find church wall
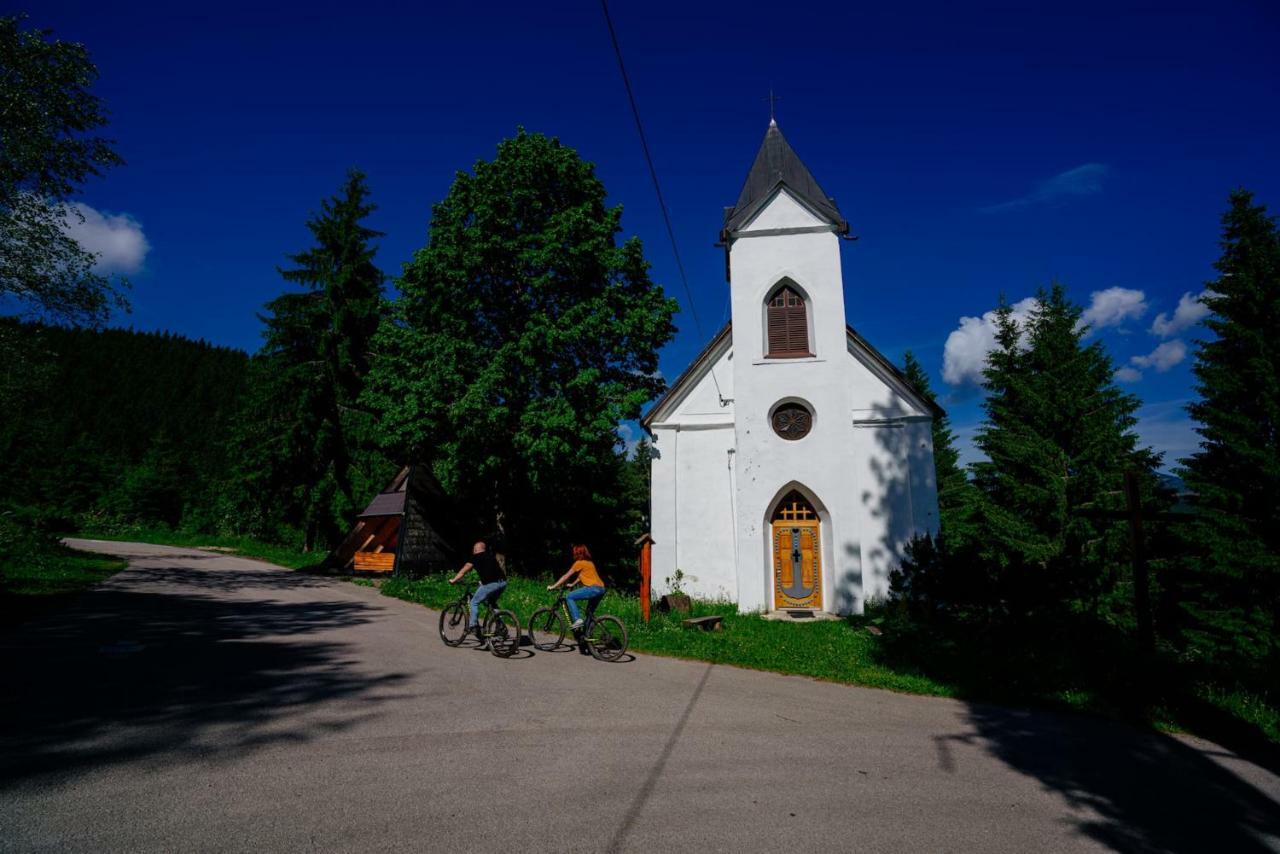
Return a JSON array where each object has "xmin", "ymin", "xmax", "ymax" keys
[{"xmin": 648, "ymin": 424, "xmax": 737, "ymax": 602}]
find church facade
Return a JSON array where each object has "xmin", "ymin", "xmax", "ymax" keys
[{"xmin": 642, "ymin": 121, "xmax": 942, "ymax": 616}]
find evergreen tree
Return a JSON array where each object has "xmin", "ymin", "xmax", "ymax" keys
[
  {"xmin": 901, "ymin": 351, "xmax": 974, "ymax": 540},
  {"xmin": 971, "ymin": 287, "xmax": 1159, "ymax": 614},
  {"xmin": 1176, "ymin": 189, "xmax": 1280, "ymax": 667},
  {"xmin": 365, "ymin": 130, "xmax": 678, "ymax": 569},
  {"xmin": 246, "ymin": 170, "xmax": 390, "ymax": 550}
]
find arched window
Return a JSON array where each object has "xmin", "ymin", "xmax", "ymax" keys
[{"xmin": 766, "ymin": 284, "xmax": 811, "ymax": 357}]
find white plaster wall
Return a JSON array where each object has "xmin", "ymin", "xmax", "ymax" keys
[
  {"xmin": 648, "ymin": 424, "xmax": 737, "ymax": 602},
  {"xmin": 648, "ymin": 344, "xmax": 737, "ymax": 602}
]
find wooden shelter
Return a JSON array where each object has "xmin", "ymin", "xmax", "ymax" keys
[{"xmin": 331, "ymin": 465, "xmax": 465, "ymax": 575}]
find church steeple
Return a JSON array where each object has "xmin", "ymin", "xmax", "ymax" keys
[{"xmin": 722, "ymin": 123, "xmax": 848, "ymax": 236}]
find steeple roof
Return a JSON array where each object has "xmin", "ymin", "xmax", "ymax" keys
[{"xmin": 722, "ymin": 121, "xmax": 848, "ymax": 234}]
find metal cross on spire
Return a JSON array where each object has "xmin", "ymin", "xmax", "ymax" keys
[{"xmin": 766, "ymin": 88, "xmax": 781, "ymax": 126}]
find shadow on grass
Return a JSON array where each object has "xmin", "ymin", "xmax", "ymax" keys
[
  {"xmin": 877, "ymin": 616, "xmax": 1280, "ymax": 852},
  {"xmin": 0, "ymin": 562, "xmax": 408, "ymax": 791}
]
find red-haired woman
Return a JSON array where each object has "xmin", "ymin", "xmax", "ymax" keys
[{"xmin": 548, "ymin": 544, "xmax": 605, "ymax": 630}]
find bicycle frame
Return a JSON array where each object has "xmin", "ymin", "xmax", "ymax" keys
[{"xmin": 550, "ymin": 590, "xmax": 601, "ymax": 632}]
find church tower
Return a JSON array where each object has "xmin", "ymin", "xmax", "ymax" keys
[{"xmin": 721, "ymin": 120, "xmax": 864, "ymax": 613}]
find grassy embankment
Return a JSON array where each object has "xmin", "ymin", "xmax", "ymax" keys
[{"xmin": 0, "ymin": 519, "xmax": 127, "ymax": 626}]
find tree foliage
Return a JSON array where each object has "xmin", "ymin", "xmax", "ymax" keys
[
  {"xmin": 901, "ymin": 351, "xmax": 975, "ymax": 541},
  {"xmin": 0, "ymin": 15, "xmax": 126, "ymax": 324},
  {"xmin": 1173, "ymin": 190, "xmax": 1280, "ymax": 668},
  {"xmin": 972, "ymin": 285, "xmax": 1159, "ymax": 612},
  {"xmin": 0, "ymin": 319, "xmax": 247, "ymax": 528},
  {"xmin": 365, "ymin": 129, "xmax": 677, "ymax": 568},
  {"xmin": 235, "ymin": 170, "xmax": 391, "ymax": 550}
]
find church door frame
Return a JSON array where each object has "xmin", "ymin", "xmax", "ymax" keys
[{"xmin": 768, "ymin": 487, "xmax": 825, "ymax": 611}]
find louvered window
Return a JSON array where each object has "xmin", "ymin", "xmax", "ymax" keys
[{"xmin": 766, "ymin": 285, "xmax": 810, "ymax": 357}]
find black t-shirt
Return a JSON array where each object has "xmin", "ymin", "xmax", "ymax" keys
[{"xmin": 471, "ymin": 550, "xmax": 505, "ymax": 584}]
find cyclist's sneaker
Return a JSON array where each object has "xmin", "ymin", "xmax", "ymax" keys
[{"xmin": 570, "ymin": 618, "xmax": 585, "ymax": 630}]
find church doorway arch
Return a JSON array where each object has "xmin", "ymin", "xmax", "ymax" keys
[{"xmin": 770, "ymin": 489, "xmax": 822, "ymax": 610}]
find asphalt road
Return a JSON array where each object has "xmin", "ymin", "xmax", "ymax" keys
[{"xmin": 1, "ymin": 540, "xmax": 1277, "ymax": 853}]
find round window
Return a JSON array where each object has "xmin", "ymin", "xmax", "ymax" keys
[{"xmin": 771, "ymin": 402, "xmax": 813, "ymax": 441}]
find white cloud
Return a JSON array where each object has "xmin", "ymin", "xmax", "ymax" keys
[
  {"xmin": 981, "ymin": 163, "xmax": 1108, "ymax": 213},
  {"xmin": 61, "ymin": 202, "xmax": 150, "ymax": 274},
  {"xmin": 1151, "ymin": 290, "xmax": 1213, "ymax": 337},
  {"xmin": 942, "ymin": 297, "xmax": 1039, "ymax": 386},
  {"xmin": 1114, "ymin": 366, "xmax": 1143, "ymax": 383},
  {"xmin": 1131, "ymin": 339, "xmax": 1187, "ymax": 373},
  {"xmin": 1079, "ymin": 287, "xmax": 1147, "ymax": 332}
]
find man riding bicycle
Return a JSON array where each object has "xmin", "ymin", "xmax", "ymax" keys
[{"xmin": 449, "ymin": 540, "xmax": 507, "ymax": 639}]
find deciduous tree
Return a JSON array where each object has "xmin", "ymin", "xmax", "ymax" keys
[
  {"xmin": 0, "ymin": 15, "xmax": 126, "ymax": 324},
  {"xmin": 365, "ymin": 130, "xmax": 677, "ymax": 568}
]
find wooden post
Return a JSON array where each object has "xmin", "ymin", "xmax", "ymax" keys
[
  {"xmin": 1124, "ymin": 471, "xmax": 1154, "ymax": 652},
  {"xmin": 635, "ymin": 533, "xmax": 654, "ymax": 623}
]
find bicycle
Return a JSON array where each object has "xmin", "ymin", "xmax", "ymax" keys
[
  {"xmin": 438, "ymin": 586, "xmax": 521, "ymax": 658},
  {"xmin": 527, "ymin": 589, "xmax": 628, "ymax": 662}
]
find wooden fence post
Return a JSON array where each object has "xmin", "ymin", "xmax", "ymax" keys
[{"xmin": 635, "ymin": 533, "xmax": 654, "ymax": 623}]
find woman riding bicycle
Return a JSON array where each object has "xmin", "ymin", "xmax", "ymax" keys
[
  {"xmin": 449, "ymin": 540, "xmax": 507, "ymax": 639},
  {"xmin": 547, "ymin": 543, "xmax": 604, "ymax": 630}
]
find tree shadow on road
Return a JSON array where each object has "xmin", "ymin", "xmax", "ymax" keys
[
  {"xmin": 939, "ymin": 701, "xmax": 1280, "ymax": 853},
  {"xmin": 0, "ymin": 567, "xmax": 409, "ymax": 791}
]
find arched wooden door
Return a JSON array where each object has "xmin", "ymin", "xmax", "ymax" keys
[{"xmin": 771, "ymin": 491, "xmax": 821, "ymax": 610}]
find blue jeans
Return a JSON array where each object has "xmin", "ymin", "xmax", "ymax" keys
[
  {"xmin": 470, "ymin": 580, "xmax": 507, "ymax": 627},
  {"xmin": 566, "ymin": 585, "xmax": 605, "ymax": 624}
]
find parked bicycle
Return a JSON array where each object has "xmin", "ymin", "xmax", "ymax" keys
[
  {"xmin": 528, "ymin": 589, "xmax": 628, "ymax": 661},
  {"xmin": 438, "ymin": 587, "xmax": 521, "ymax": 658}
]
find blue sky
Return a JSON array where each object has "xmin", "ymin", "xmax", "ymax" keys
[{"xmin": 31, "ymin": 0, "xmax": 1280, "ymax": 470}]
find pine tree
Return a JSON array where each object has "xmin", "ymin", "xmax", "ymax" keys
[
  {"xmin": 1176, "ymin": 189, "xmax": 1280, "ymax": 667},
  {"xmin": 972, "ymin": 287, "xmax": 1158, "ymax": 614},
  {"xmin": 248, "ymin": 170, "xmax": 390, "ymax": 550},
  {"xmin": 901, "ymin": 351, "xmax": 974, "ymax": 540}
]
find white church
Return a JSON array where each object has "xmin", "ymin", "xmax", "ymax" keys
[{"xmin": 642, "ymin": 120, "xmax": 942, "ymax": 616}]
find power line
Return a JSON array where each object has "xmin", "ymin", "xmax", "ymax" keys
[{"xmin": 600, "ymin": 0, "xmax": 725, "ymax": 404}]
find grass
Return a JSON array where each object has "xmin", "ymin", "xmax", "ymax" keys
[
  {"xmin": 0, "ymin": 539, "xmax": 127, "ymax": 626},
  {"xmin": 73, "ymin": 526, "xmax": 319, "ymax": 570},
  {"xmin": 380, "ymin": 573, "xmax": 956, "ymax": 696}
]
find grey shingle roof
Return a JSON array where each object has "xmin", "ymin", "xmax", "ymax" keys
[
  {"xmin": 359, "ymin": 490, "xmax": 406, "ymax": 518},
  {"xmin": 722, "ymin": 122, "xmax": 848, "ymax": 235}
]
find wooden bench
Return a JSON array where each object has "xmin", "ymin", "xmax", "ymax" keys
[
  {"xmin": 681, "ymin": 615, "xmax": 724, "ymax": 631},
  {"xmin": 353, "ymin": 551, "xmax": 396, "ymax": 572}
]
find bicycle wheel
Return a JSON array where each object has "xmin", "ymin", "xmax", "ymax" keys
[
  {"xmin": 527, "ymin": 607, "xmax": 566, "ymax": 651},
  {"xmin": 585, "ymin": 615, "xmax": 628, "ymax": 662},
  {"xmin": 439, "ymin": 601, "xmax": 469, "ymax": 647},
  {"xmin": 485, "ymin": 609, "xmax": 521, "ymax": 658}
]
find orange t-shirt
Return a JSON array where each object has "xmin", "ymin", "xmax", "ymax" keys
[{"xmin": 572, "ymin": 559, "xmax": 604, "ymax": 588}]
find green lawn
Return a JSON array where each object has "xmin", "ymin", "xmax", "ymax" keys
[
  {"xmin": 381, "ymin": 573, "xmax": 957, "ymax": 696},
  {"xmin": 73, "ymin": 527, "xmax": 320, "ymax": 570},
  {"xmin": 0, "ymin": 541, "xmax": 127, "ymax": 626}
]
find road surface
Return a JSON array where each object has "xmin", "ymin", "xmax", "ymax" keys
[{"xmin": 1, "ymin": 540, "xmax": 1277, "ymax": 852}]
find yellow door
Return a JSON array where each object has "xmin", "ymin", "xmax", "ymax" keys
[{"xmin": 772, "ymin": 491, "xmax": 821, "ymax": 610}]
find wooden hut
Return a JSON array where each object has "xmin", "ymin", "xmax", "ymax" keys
[{"xmin": 331, "ymin": 465, "xmax": 465, "ymax": 574}]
